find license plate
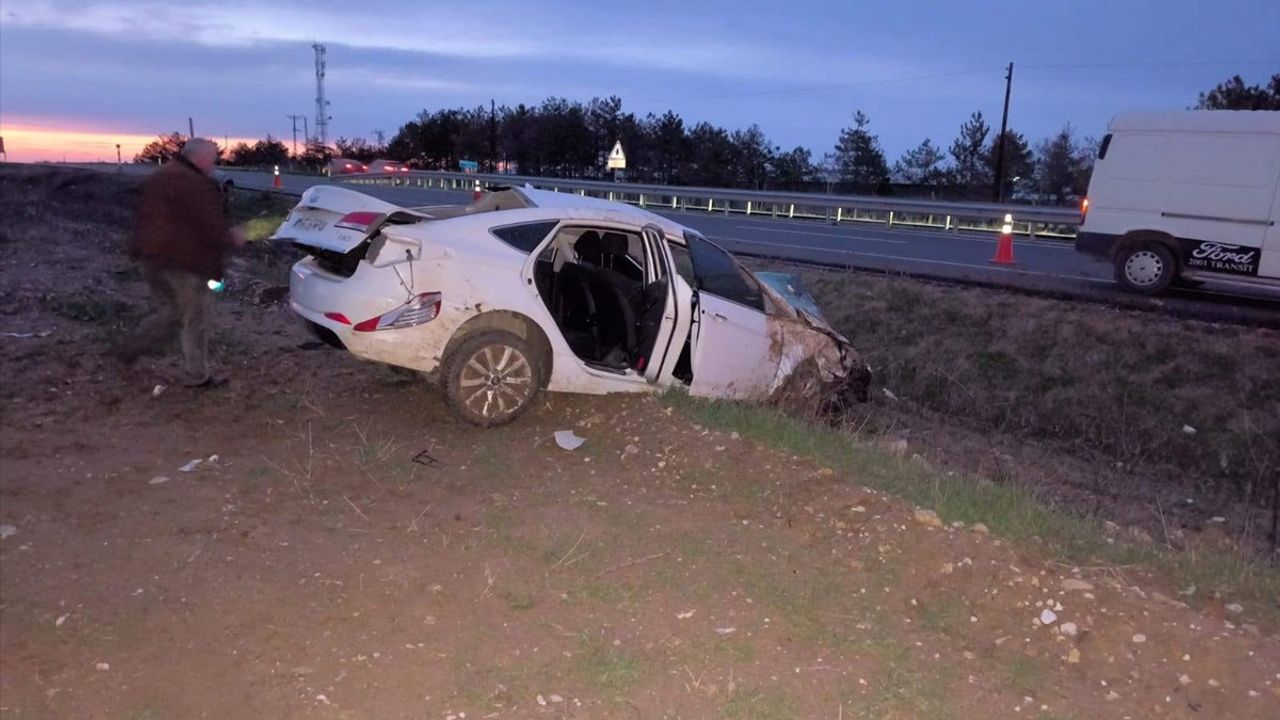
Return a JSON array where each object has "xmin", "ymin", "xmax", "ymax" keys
[{"xmin": 292, "ymin": 216, "xmax": 327, "ymax": 233}]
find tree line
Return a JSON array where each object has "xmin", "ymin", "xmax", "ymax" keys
[{"xmin": 133, "ymin": 73, "xmax": 1279, "ymax": 205}]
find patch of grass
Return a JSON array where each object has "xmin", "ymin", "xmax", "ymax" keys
[
  {"xmin": 793, "ymin": 267, "xmax": 1280, "ymax": 514},
  {"xmin": 499, "ymin": 586, "xmax": 536, "ymax": 611},
  {"xmin": 721, "ymin": 689, "xmax": 795, "ymax": 719},
  {"xmin": 43, "ymin": 293, "xmax": 136, "ymax": 325},
  {"xmin": 1001, "ymin": 654, "xmax": 1046, "ymax": 694},
  {"xmin": 916, "ymin": 596, "xmax": 966, "ymax": 637},
  {"xmin": 572, "ymin": 635, "xmax": 644, "ymax": 694},
  {"xmin": 567, "ymin": 579, "xmax": 633, "ymax": 607},
  {"xmin": 846, "ymin": 640, "xmax": 950, "ymax": 719},
  {"xmin": 242, "ymin": 215, "xmax": 287, "ymax": 243},
  {"xmin": 665, "ymin": 393, "xmax": 1280, "ymax": 627}
]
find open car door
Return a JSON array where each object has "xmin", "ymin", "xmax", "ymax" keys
[
  {"xmin": 683, "ymin": 232, "xmax": 778, "ymax": 399},
  {"xmin": 640, "ymin": 225, "xmax": 693, "ymax": 384}
]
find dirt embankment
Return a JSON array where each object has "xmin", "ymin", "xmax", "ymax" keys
[
  {"xmin": 775, "ymin": 266, "xmax": 1280, "ymax": 553},
  {"xmin": 1, "ymin": 167, "xmax": 1278, "ymax": 719}
]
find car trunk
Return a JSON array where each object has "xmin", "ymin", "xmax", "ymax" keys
[{"xmin": 270, "ymin": 186, "xmax": 426, "ymax": 277}]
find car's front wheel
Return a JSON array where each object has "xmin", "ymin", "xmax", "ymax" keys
[
  {"xmin": 1114, "ymin": 242, "xmax": 1176, "ymax": 295},
  {"xmin": 442, "ymin": 330, "xmax": 542, "ymax": 427}
]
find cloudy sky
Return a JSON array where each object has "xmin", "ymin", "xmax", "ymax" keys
[{"xmin": 2, "ymin": 0, "xmax": 1277, "ymax": 162}]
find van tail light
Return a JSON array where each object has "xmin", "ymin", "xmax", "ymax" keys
[
  {"xmin": 335, "ymin": 211, "xmax": 383, "ymax": 234},
  {"xmin": 353, "ymin": 292, "xmax": 442, "ymax": 332},
  {"xmin": 1080, "ymin": 197, "xmax": 1090, "ymax": 223}
]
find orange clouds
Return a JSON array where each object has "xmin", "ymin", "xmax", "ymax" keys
[{"xmin": 0, "ymin": 118, "xmax": 258, "ymax": 163}]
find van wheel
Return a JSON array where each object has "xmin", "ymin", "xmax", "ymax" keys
[
  {"xmin": 1114, "ymin": 242, "xmax": 1176, "ymax": 295},
  {"xmin": 443, "ymin": 331, "xmax": 542, "ymax": 427}
]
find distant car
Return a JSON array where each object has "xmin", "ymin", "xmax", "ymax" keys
[
  {"xmin": 328, "ymin": 158, "xmax": 368, "ymax": 176},
  {"xmin": 210, "ymin": 168, "xmax": 235, "ymax": 193},
  {"xmin": 368, "ymin": 159, "xmax": 410, "ymax": 175},
  {"xmin": 210, "ymin": 168, "xmax": 234, "ymax": 208},
  {"xmin": 1076, "ymin": 110, "xmax": 1280, "ymax": 294},
  {"xmin": 270, "ymin": 185, "xmax": 869, "ymax": 426}
]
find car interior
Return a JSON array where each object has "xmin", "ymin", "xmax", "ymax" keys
[{"xmin": 533, "ymin": 227, "xmax": 670, "ymax": 374}]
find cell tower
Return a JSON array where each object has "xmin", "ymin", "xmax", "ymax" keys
[{"xmin": 312, "ymin": 43, "xmax": 331, "ymax": 147}]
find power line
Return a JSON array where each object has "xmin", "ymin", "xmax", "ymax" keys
[{"xmin": 1020, "ymin": 59, "xmax": 1278, "ymax": 71}]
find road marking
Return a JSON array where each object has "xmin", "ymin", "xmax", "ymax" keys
[
  {"xmin": 710, "ymin": 236, "xmax": 1111, "ymax": 284},
  {"xmin": 733, "ymin": 225, "xmax": 907, "ymax": 244}
]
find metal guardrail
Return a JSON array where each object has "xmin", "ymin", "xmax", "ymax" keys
[{"xmin": 340, "ymin": 170, "xmax": 1084, "ymax": 239}]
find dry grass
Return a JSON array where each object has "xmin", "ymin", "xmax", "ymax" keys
[{"xmin": 775, "ymin": 266, "xmax": 1280, "ymax": 536}]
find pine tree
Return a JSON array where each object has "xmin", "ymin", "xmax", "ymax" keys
[
  {"xmin": 834, "ymin": 111, "xmax": 889, "ymax": 189},
  {"xmin": 893, "ymin": 138, "xmax": 946, "ymax": 185},
  {"xmin": 948, "ymin": 112, "xmax": 992, "ymax": 195}
]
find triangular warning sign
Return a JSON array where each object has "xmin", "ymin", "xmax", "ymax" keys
[{"xmin": 607, "ymin": 140, "xmax": 626, "ymax": 169}]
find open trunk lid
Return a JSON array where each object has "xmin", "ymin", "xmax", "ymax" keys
[{"xmin": 270, "ymin": 185, "xmax": 423, "ymax": 253}]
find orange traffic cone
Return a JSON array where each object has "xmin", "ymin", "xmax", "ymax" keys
[
  {"xmin": 273, "ymin": 165, "xmax": 282, "ymax": 189},
  {"xmin": 990, "ymin": 213, "xmax": 1015, "ymax": 265},
  {"xmin": 472, "ymin": 178, "xmax": 482, "ymax": 201}
]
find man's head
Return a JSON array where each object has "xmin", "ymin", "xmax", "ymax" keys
[{"xmin": 181, "ymin": 138, "xmax": 219, "ymax": 174}]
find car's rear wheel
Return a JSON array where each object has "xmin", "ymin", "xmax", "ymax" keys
[
  {"xmin": 1114, "ymin": 242, "xmax": 1176, "ymax": 295},
  {"xmin": 443, "ymin": 330, "xmax": 542, "ymax": 427}
]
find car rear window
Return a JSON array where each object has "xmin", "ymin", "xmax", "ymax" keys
[{"xmin": 491, "ymin": 221, "xmax": 558, "ymax": 254}]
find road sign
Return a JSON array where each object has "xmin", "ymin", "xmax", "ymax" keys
[
  {"xmin": 606, "ymin": 140, "xmax": 626, "ymax": 170},
  {"xmin": 459, "ymin": 159, "xmax": 479, "ymax": 172}
]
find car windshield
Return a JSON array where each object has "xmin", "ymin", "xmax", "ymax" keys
[{"xmin": 753, "ymin": 272, "xmax": 824, "ymax": 318}]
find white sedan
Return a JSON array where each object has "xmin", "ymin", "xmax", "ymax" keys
[{"xmin": 270, "ymin": 185, "xmax": 869, "ymax": 426}]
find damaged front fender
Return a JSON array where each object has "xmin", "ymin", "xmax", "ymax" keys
[{"xmin": 767, "ymin": 318, "xmax": 871, "ymax": 417}]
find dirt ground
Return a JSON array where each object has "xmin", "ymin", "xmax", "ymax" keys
[{"xmin": 2, "ymin": 167, "xmax": 1279, "ymax": 719}]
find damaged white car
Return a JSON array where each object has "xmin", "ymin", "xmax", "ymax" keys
[{"xmin": 270, "ymin": 185, "xmax": 869, "ymax": 426}]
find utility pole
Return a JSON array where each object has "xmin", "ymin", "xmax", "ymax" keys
[
  {"xmin": 993, "ymin": 62, "xmax": 1013, "ymax": 203},
  {"xmin": 489, "ymin": 99, "xmax": 497, "ymax": 173},
  {"xmin": 188, "ymin": 117, "xmax": 195, "ymax": 139},
  {"xmin": 284, "ymin": 113, "xmax": 305, "ymax": 157}
]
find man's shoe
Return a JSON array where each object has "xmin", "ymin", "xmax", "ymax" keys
[{"xmin": 183, "ymin": 376, "xmax": 229, "ymax": 389}]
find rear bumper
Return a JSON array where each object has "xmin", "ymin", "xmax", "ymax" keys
[
  {"xmin": 287, "ymin": 258, "xmax": 449, "ymax": 373},
  {"xmin": 1074, "ymin": 231, "xmax": 1119, "ymax": 260}
]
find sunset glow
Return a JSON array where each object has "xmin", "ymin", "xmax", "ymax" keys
[{"xmin": 0, "ymin": 118, "xmax": 258, "ymax": 163}]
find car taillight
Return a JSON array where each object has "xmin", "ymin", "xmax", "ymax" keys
[
  {"xmin": 1080, "ymin": 197, "xmax": 1090, "ymax": 223},
  {"xmin": 324, "ymin": 312, "xmax": 352, "ymax": 325},
  {"xmin": 353, "ymin": 292, "xmax": 442, "ymax": 332},
  {"xmin": 399, "ymin": 166, "xmax": 410, "ymax": 173},
  {"xmin": 335, "ymin": 211, "xmax": 383, "ymax": 234}
]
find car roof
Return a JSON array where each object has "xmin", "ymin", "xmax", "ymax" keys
[{"xmin": 508, "ymin": 186, "xmax": 689, "ymax": 237}]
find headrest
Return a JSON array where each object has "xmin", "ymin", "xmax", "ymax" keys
[
  {"xmin": 599, "ymin": 232, "xmax": 629, "ymax": 255},
  {"xmin": 575, "ymin": 231, "xmax": 603, "ymax": 256}
]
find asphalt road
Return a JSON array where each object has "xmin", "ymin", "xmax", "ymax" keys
[{"xmin": 53, "ymin": 163, "xmax": 1280, "ymax": 325}]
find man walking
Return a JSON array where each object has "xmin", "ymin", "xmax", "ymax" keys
[{"xmin": 118, "ymin": 138, "xmax": 244, "ymax": 387}]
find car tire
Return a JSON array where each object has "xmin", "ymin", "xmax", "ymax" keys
[
  {"xmin": 442, "ymin": 330, "xmax": 543, "ymax": 427},
  {"xmin": 1114, "ymin": 241, "xmax": 1176, "ymax": 295}
]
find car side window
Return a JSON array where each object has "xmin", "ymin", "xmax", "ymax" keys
[
  {"xmin": 667, "ymin": 243, "xmax": 697, "ymax": 286},
  {"xmin": 684, "ymin": 232, "xmax": 764, "ymax": 311},
  {"xmin": 491, "ymin": 221, "xmax": 558, "ymax": 254}
]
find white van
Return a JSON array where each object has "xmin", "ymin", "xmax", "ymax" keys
[{"xmin": 1075, "ymin": 110, "xmax": 1280, "ymax": 294}]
